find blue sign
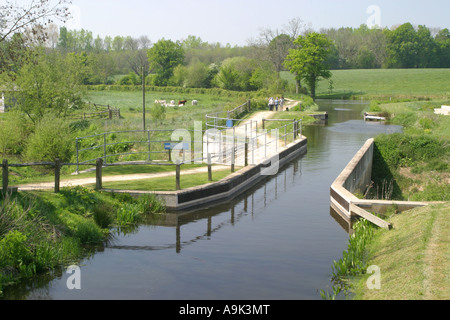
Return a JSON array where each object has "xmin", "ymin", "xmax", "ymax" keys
[
  {"xmin": 226, "ymin": 119, "xmax": 234, "ymax": 128},
  {"xmin": 164, "ymin": 142, "xmax": 190, "ymax": 150}
]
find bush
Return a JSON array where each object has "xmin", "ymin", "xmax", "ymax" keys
[
  {"xmin": 374, "ymin": 133, "xmax": 446, "ymax": 169},
  {"xmin": 0, "ymin": 110, "xmax": 29, "ymax": 155},
  {"xmin": 118, "ymin": 72, "xmax": 140, "ymax": 85},
  {"xmin": 25, "ymin": 115, "xmax": 74, "ymax": 163}
]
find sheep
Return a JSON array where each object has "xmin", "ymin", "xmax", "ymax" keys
[
  {"xmin": 192, "ymin": 100, "xmax": 198, "ymax": 106},
  {"xmin": 178, "ymin": 100, "xmax": 187, "ymax": 106}
]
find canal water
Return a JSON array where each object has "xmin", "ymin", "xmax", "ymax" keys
[{"xmin": 2, "ymin": 100, "xmax": 402, "ymax": 300}]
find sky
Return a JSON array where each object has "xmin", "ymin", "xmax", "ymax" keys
[{"xmin": 63, "ymin": 0, "xmax": 450, "ymax": 46}]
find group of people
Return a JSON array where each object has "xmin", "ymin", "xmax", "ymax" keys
[{"xmin": 268, "ymin": 97, "xmax": 284, "ymax": 111}]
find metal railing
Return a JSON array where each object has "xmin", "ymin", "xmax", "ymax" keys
[
  {"xmin": 2, "ymin": 101, "xmax": 304, "ymax": 194},
  {"xmin": 74, "ymin": 101, "xmax": 303, "ymax": 172}
]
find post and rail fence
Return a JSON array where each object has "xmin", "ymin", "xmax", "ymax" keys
[
  {"xmin": 2, "ymin": 100, "xmax": 304, "ymax": 195},
  {"xmin": 66, "ymin": 103, "xmax": 121, "ymax": 121}
]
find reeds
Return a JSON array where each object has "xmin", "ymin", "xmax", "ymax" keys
[{"xmin": 320, "ymin": 218, "xmax": 377, "ymax": 299}]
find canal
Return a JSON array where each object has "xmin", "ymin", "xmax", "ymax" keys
[{"xmin": 3, "ymin": 100, "xmax": 402, "ymax": 300}]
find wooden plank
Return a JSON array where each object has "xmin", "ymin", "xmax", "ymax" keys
[{"xmin": 350, "ymin": 203, "xmax": 392, "ymax": 230}]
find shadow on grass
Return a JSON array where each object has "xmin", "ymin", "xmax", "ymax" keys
[{"xmin": 368, "ymin": 143, "xmax": 403, "ymax": 200}]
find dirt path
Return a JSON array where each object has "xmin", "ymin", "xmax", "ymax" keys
[{"xmin": 16, "ymin": 165, "xmax": 229, "ymax": 191}]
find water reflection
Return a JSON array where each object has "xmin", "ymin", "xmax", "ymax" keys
[{"xmin": 106, "ymin": 153, "xmax": 305, "ymax": 254}]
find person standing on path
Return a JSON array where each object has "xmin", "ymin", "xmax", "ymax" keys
[
  {"xmin": 268, "ymin": 97, "xmax": 274, "ymax": 111},
  {"xmin": 275, "ymin": 97, "xmax": 279, "ymax": 111}
]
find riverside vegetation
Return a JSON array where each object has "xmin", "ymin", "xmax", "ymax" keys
[
  {"xmin": 321, "ymin": 98, "xmax": 449, "ymax": 300},
  {"xmin": 0, "ymin": 187, "xmax": 165, "ymax": 296},
  {"xmin": 0, "ymin": 88, "xmax": 318, "ymax": 296},
  {"xmin": 1, "ymin": 71, "xmax": 448, "ymax": 298}
]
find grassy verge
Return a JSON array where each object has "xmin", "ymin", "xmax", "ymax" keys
[
  {"xmin": 331, "ymin": 98, "xmax": 449, "ymax": 300},
  {"xmin": 0, "ymin": 187, "xmax": 166, "ymax": 296},
  {"xmin": 8, "ymin": 162, "xmax": 207, "ymax": 186},
  {"xmin": 101, "ymin": 166, "xmax": 239, "ymax": 191},
  {"xmin": 352, "ymin": 202, "xmax": 449, "ymax": 300}
]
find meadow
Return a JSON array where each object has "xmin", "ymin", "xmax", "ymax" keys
[{"xmin": 281, "ymin": 69, "xmax": 450, "ymax": 99}]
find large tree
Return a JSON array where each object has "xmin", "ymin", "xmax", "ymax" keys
[
  {"xmin": 147, "ymin": 39, "xmax": 184, "ymax": 86},
  {"xmin": 284, "ymin": 33, "xmax": 333, "ymax": 100}
]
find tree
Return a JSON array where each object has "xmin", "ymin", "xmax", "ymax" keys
[
  {"xmin": 268, "ymin": 34, "xmax": 293, "ymax": 73},
  {"xmin": 184, "ymin": 61, "xmax": 209, "ymax": 88},
  {"xmin": 215, "ymin": 57, "xmax": 258, "ymax": 91},
  {"xmin": 385, "ymin": 23, "xmax": 419, "ymax": 68},
  {"xmin": 284, "ymin": 33, "xmax": 333, "ymax": 100},
  {"xmin": 435, "ymin": 28, "xmax": 450, "ymax": 68},
  {"xmin": 13, "ymin": 48, "xmax": 87, "ymax": 123},
  {"xmin": 0, "ymin": 0, "xmax": 71, "ymax": 43},
  {"xmin": 147, "ymin": 39, "xmax": 184, "ymax": 86}
]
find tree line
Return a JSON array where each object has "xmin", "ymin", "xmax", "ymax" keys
[{"xmin": 1, "ymin": 1, "xmax": 449, "ymax": 112}]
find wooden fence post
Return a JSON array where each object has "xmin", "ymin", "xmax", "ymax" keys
[
  {"xmin": 207, "ymin": 153, "xmax": 212, "ymax": 181},
  {"xmin": 54, "ymin": 158, "xmax": 60, "ymax": 193},
  {"xmin": 244, "ymin": 140, "xmax": 248, "ymax": 167},
  {"xmin": 2, "ymin": 159, "xmax": 8, "ymax": 195},
  {"xmin": 96, "ymin": 158, "xmax": 103, "ymax": 190},
  {"xmin": 292, "ymin": 120, "xmax": 296, "ymax": 141},
  {"xmin": 176, "ymin": 162, "xmax": 181, "ymax": 190}
]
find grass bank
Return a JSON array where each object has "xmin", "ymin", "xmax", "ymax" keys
[
  {"xmin": 323, "ymin": 97, "xmax": 449, "ymax": 300},
  {"xmin": 0, "ymin": 187, "xmax": 166, "ymax": 296},
  {"xmin": 353, "ymin": 202, "xmax": 449, "ymax": 300}
]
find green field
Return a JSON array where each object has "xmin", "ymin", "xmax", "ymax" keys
[{"xmin": 281, "ymin": 69, "xmax": 450, "ymax": 98}]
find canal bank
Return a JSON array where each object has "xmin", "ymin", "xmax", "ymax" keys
[
  {"xmin": 2, "ymin": 99, "xmax": 406, "ymax": 300},
  {"xmin": 102, "ymin": 137, "xmax": 307, "ymax": 211}
]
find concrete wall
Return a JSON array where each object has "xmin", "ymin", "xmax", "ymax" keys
[
  {"xmin": 330, "ymin": 138, "xmax": 374, "ymax": 217},
  {"xmin": 330, "ymin": 138, "xmax": 428, "ymax": 225},
  {"xmin": 106, "ymin": 137, "xmax": 308, "ymax": 211}
]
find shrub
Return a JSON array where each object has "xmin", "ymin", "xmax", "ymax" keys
[
  {"xmin": 119, "ymin": 72, "xmax": 140, "ymax": 85},
  {"xmin": 25, "ymin": 115, "xmax": 74, "ymax": 163}
]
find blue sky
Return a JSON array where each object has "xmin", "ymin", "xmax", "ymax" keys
[{"xmin": 65, "ymin": 0, "xmax": 450, "ymax": 45}]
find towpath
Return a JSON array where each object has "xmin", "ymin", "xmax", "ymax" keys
[{"xmin": 14, "ymin": 99, "xmax": 302, "ymax": 191}]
